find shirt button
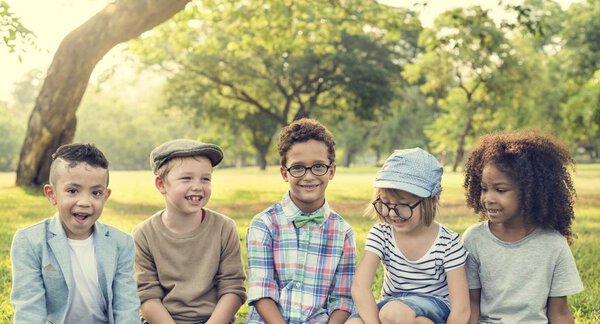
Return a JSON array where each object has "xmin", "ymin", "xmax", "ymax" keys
[{"xmin": 295, "ymin": 282, "xmax": 302, "ymax": 288}]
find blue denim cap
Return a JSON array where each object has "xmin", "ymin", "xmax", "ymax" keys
[
  {"xmin": 374, "ymin": 148, "xmax": 442, "ymax": 198},
  {"xmin": 150, "ymin": 139, "xmax": 224, "ymax": 173}
]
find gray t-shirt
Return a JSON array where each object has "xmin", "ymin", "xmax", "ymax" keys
[{"xmin": 463, "ymin": 221, "xmax": 583, "ymax": 324}]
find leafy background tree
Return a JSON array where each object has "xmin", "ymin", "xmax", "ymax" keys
[{"xmin": 2, "ymin": 0, "xmax": 598, "ymax": 177}]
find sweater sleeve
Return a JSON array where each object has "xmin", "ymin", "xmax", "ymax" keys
[
  {"xmin": 132, "ymin": 223, "xmax": 164, "ymax": 304},
  {"xmin": 215, "ymin": 218, "xmax": 247, "ymax": 303}
]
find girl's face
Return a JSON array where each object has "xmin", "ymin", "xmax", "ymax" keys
[
  {"xmin": 377, "ymin": 190, "xmax": 424, "ymax": 234},
  {"xmin": 480, "ymin": 163, "xmax": 523, "ymax": 227}
]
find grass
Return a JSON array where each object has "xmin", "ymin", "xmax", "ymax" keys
[{"xmin": 1, "ymin": 165, "xmax": 599, "ymax": 323}]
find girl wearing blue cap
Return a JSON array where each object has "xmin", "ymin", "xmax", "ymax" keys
[{"xmin": 347, "ymin": 148, "xmax": 470, "ymax": 324}]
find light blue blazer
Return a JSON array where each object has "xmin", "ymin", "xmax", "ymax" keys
[{"xmin": 10, "ymin": 214, "xmax": 140, "ymax": 324}]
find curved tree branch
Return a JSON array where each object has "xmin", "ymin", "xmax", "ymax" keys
[{"xmin": 16, "ymin": 0, "xmax": 190, "ymax": 186}]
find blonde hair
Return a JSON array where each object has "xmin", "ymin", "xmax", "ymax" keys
[
  {"xmin": 154, "ymin": 156, "xmax": 212, "ymax": 179},
  {"xmin": 368, "ymin": 188, "xmax": 439, "ymax": 226}
]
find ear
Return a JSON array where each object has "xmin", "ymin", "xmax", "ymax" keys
[
  {"xmin": 104, "ymin": 188, "xmax": 112, "ymax": 200},
  {"xmin": 155, "ymin": 176, "xmax": 167, "ymax": 194},
  {"xmin": 280, "ymin": 166, "xmax": 289, "ymax": 182},
  {"xmin": 43, "ymin": 184, "xmax": 57, "ymax": 205},
  {"xmin": 328, "ymin": 163, "xmax": 336, "ymax": 180}
]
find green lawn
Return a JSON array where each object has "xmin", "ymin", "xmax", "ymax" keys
[{"xmin": 1, "ymin": 165, "xmax": 598, "ymax": 323}]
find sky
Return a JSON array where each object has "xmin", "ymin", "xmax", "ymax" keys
[{"xmin": 0, "ymin": 0, "xmax": 580, "ymax": 102}]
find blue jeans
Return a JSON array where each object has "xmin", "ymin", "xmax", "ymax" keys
[{"xmin": 348, "ymin": 292, "xmax": 450, "ymax": 324}]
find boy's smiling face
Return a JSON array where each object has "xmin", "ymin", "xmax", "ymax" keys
[
  {"xmin": 44, "ymin": 161, "xmax": 111, "ymax": 240},
  {"xmin": 281, "ymin": 139, "xmax": 336, "ymax": 213},
  {"xmin": 156, "ymin": 156, "xmax": 213, "ymax": 218}
]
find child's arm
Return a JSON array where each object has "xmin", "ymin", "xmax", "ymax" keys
[
  {"xmin": 329, "ymin": 309, "xmax": 351, "ymax": 324},
  {"xmin": 445, "ymin": 266, "xmax": 470, "ymax": 324},
  {"xmin": 547, "ymin": 296, "xmax": 575, "ymax": 324},
  {"xmin": 140, "ymin": 299, "xmax": 176, "ymax": 324},
  {"xmin": 209, "ymin": 220, "xmax": 246, "ymax": 323},
  {"xmin": 327, "ymin": 229, "xmax": 356, "ymax": 322},
  {"xmin": 468, "ymin": 289, "xmax": 481, "ymax": 324},
  {"xmin": 133, "ymin": 230, "xmax": 175, "ymax": 323},
  {"xmin": 254, "ymin": 298, "xmax": 286, "ymax": 324},
  {"xmin": 10, "ymin": 231, "xmax": 47, "ymax": 323},
  {"xmin": 246, "ymin": 219, "xmax": 285, "ymax": 322},
  {"xmin": 351, "ymin": 251, "xmax": 381, "ymax": 324},
  {"xmin": 112, "ymin": 234, "xmax": 141, "ymax": 323},
  {"xmin": 207, "ymin": 293, "xmax": 243, "ymax": 324}
]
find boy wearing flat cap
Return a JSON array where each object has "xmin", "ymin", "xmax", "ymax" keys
[{"xmin": 133, "ymin": 139, "xmax": 246, "ymax": 324}]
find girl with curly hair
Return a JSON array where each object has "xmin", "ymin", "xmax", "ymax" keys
[{"xmin": 462, "ymin": 130, "xmax": 583, "ymax": 324}]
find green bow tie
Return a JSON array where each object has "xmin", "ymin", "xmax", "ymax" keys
[{"xmin": 293, "ymin": 210, "xmax": 325, "ymax": 228}]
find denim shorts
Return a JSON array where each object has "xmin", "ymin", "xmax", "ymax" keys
[{"xmin": 348, "ymin": 292, "xmax": 450, "ymax": 324}]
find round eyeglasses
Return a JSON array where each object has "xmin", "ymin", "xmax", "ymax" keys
[
  {"xmin": 372, "ymin": 198, "xmax": 423, "ymax": 221},
  {"xmin": 285, "ymin": 162, "xmax": 333, "ymax": 178}
]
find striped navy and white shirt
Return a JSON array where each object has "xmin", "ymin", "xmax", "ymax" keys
[{"xmin": 365, "ymin": 223, "xmax": 468, "ymax": 306}]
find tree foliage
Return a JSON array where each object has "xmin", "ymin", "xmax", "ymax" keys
[
  {"xmin": 132, "ymin": 0, "xmax": 422, "ymax": 168},
  {"xmin": 0, "ymin": 1, "xmax": 36, "ymax": 59},
  {"xmin": 404, "ymin": 6, "xmax": 514, "ymax": 170}
]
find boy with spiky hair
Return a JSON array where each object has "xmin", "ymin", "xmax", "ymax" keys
[{"xmin": 11, "ymin": 143, "xmax": 140, "ymax": 323}]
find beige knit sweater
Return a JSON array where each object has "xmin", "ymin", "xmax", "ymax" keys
[{"xmin": 133, "ymin": 209, "xmax": 246, "ymax": 323}]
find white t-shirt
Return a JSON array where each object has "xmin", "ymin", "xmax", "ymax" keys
[
  {"xmin": 65, "ymin": 235, "xmax": 109, "ymax": 324},
  {"xmin": 463, "ymin": 221, "xmax": 584, "ymax": 323},
  {"xmin": 365, "ymin": 222, "xmax": 468, "ymax": 306}
]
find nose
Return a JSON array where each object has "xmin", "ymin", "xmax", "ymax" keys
[
  {"xmin": 191, "ymin": 179, "xmax": 205, "ymax": 191},
  {"xmin": 481, "ymin": 191, "xmax": 494, "ymax": 205},
  {"xmin": 76, "ymin": 197, "xmax": 92, "ymax": 207}
]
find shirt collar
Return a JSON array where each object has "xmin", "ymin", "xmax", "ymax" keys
[{"xmin": 281, "ymin": 191, "xmax": 331, "ymax": 224}]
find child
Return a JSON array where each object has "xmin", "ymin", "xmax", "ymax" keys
[
  {"xmin": 133, "ymin": 139, "xmax": 246, "ymax": 323},
  {"xmin": 246, "ymin": 118, "xmax": 356, "ymax": 323},
  {"xmin": 462, "ymin": 131, "xmax": 583, "ymax": 323},
  {"xmin": 348, "ymin": 148, "xmax": 470, "ymax": 324},
  {"xmin": 10, "ymin": 143, "xmax": 140, "ymax": 323}
]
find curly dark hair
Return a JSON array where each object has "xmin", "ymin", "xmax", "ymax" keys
[
  {"xmin": 463, "ymin": 130, "xmax": 576, "ymax": 244},
  {"xmin": 278, "ymin": 118, "xmax": 336, "ymax": 167}
]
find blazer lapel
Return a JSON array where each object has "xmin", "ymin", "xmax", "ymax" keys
[
  {"xmin": 48, "ymin": 214, "xmax": 73, "ymax": 291},
  {"xmin": 94, "ymin": 222, "xmax": 115, "ymax": 302}
]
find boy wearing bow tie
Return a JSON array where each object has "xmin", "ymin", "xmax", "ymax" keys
[{"xmin": 246, "ymin": 118, "xmax": 356, "ymax": 323}]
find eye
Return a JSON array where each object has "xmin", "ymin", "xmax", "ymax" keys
[
  {"xmin": 92, "ymin": 191, "xmax": 104, "ymax": 197},
  {"xmin": 312, "ymin": 163, "xmax": 327, "ymax": 170},
  {"xmin": 180, "ymin": 176, "xmax": 192, "ymax": 181},
  {"xmin": 66, "ymin": 188, "xmax": 78, "ymax": 194},
  {"xmin": 290, "ymin": 165, "xmax": 305, "ymax": 171},
  {"xmin": 202, "ymin": 177, "xmax": 212, "ymax": 182}
]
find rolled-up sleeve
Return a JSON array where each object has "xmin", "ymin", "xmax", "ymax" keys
[
  {"xmin": 327, "ymin": 228, "xmax": 356, "ymax": 315},
  {"xmin": 246, "ymin": 217, "xmax": 279, "ymax": 304}
]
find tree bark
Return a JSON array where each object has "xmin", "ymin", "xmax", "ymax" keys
[{"xmin": 16, "ymin": 0, "xmax": 190, "ymax": 187}]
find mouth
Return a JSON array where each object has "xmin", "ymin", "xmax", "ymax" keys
[
  {"xmin": 486, "ymin": 208, "xmax": 501, "ymax": 217},
  {"xmin": 72, "ymin": 212, "xmax": 91, "ymax": 223},
  {"xmin": 185, "ymin": 195, "xmax": 204, "ymax": 202},
  {"xmin": 389, "ymin": 217, "xmax": 408, "ymax": 225},
  {"xmin": 300, "ymin": 184, "xmax": 319, "ymax": 190}
]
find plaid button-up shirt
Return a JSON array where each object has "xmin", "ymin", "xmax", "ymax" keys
[{"xmin": 246, "ymin": 193, "xmax": 356, "ymax": 323}]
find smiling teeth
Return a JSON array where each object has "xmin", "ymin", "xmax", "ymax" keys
[{"xmin": 186, "ymin": 196, "xmax": 203, "ymax": 201}]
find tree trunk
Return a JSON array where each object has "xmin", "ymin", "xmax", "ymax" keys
[
  {"xmin": 16, "ymin": 0, "xmax": 190, "ymax": 187},
  {"xmin": 452, "ymin": 116, "xmax": 473, "ymax": 172},
  {"xmin": 343, "ymin": 149, "xmax": 354, "ymax": 167},
  {"xmin": 256, "ymin": 149, "xmax": 268, "ymax": 171}
]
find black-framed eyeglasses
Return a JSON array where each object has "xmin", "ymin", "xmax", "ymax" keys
[
  {"xmin": 285, "ymin": 162, "xmax": 333, "ymax": 178},
  {"xmin": 372, "ymin": 198, "xmax": 423, "ymax": 221}
]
